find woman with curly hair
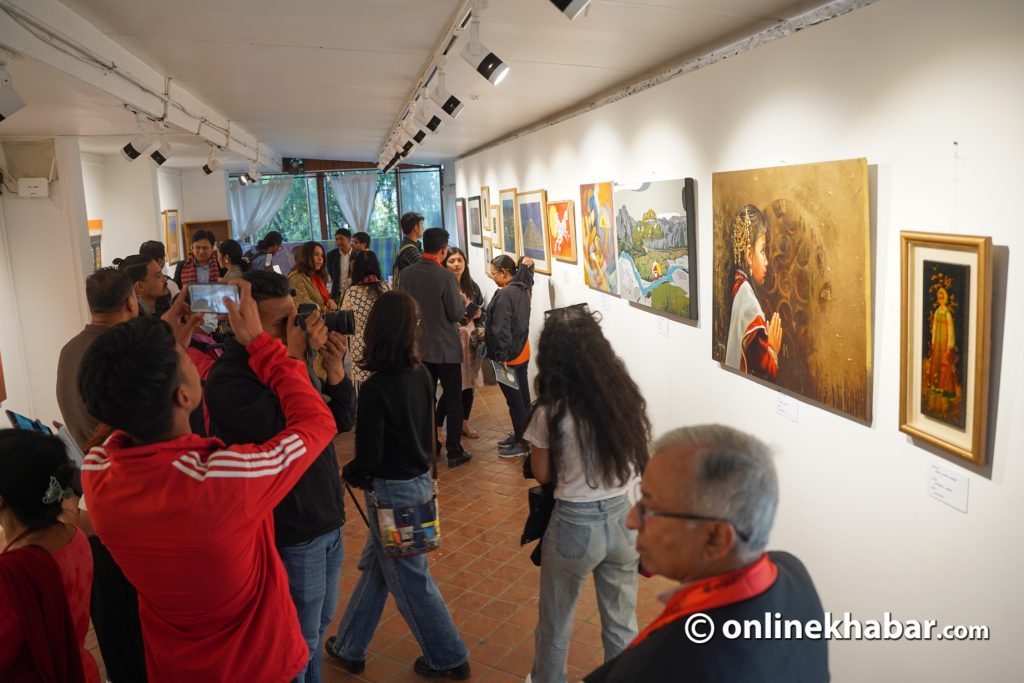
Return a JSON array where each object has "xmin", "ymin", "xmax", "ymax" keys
[
  {"xmin": 289, "ymin": 241, "xmax": 338, "ymax": 311},
  {"xmin": 525, "ymin": 304, "xmax": 650, "ymax": 683}
]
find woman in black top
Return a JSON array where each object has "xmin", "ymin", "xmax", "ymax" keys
[{"xmin": 325, "ymin": 291, "xmax": 471, "ymax": 680}]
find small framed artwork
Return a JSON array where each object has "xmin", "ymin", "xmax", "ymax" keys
[
  {"xmin": 480, "ymin": 186, "xmax": 491, "ymax": 230},
  {"xmin": 163, "ymin": 210, "xmax": 181, "ymax": 263},
  {"xmin": 547, "ymin": 199, "xmax": 577, "ymax": 264},
  {"xmin": 489, "ymin": 205, "xmax": 500, "ymax": 247},
  {"xmin": 483, "ymin": 236, "xmax": 493, "ymax": 273},
  {"xmin": 455, "ymin": 197, "xmax": 467, "ymax": 250},
  {"xmin": 499, "ymin": 187, "xmax": 519, "ymax": 256},
  {"xmin": 579, "ymin": 181, "xmax": 617, "ymax": 295},
  {"xmin": 0, "ymin": 351, "xmax": 6, "ymax": 403},
  {"xmin": 899, "ymin": 231, "xmax": 992, "ymax": 465},
  {"xmin": 516, "ymin": 189, "xmax": 552, "ymax": 274},
  {"xmin": 467, "ymin": 196, "xmax": 483, "ymax": 247}
]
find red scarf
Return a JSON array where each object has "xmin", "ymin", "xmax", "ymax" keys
[
  {"xmin": 0, "ymin": 546, "xmax": 86, "ymax": 682},
  {"xmin": 422, "ymin": 253, "xmax": 444, "ymax": 266},
  {"xmin": 180, "ymin": 257, "xmax": 220, "ymax": 288},
  {"xmin": 630, "ymin": 554, "xmax": 778, "ymax": 649},
  {"xmin": 311, "ymin": 274, "xmax": 331, "ymax": 304}
]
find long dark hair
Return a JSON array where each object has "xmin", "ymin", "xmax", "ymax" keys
[
  {"xmin": 293, "ymin": 241, "xmax": 328, "ymax": 280},
  {"xmin": 350, "ymin": 250, "xmax": 386, "ymax": 297},
  {"xmin": 218, "ymin": 239, "xmax": 250, "ymax": 272},
  {"xmin": 534, "ymin": 305, "xmax": 650, "ymax": 487},
  {"xmin": 0, "ymin": 430, "xmax": 78, "ymax": 531},
  {"xmin": 360, "ymin": 291, "xmax": 419, "ymax": 372},
  {"xmin": 444, "ymin": 247, "xmax": 477, "ymax": 300}
]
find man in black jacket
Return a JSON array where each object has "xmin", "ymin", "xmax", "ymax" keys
[
  {"xmin": 326, "ymin": 228, "xmax": 352, "ymax": 302},
  {"xmin": 204, "ymin": 270, "xmax": 356, "ymax": 683},
  {"xmin": 584, "ymin": 425, "xmax": 829, "ymax": 683},
  {"xmin": 397, "ymin": 227, "xmax": 471, "ymax": 468},
  {"xmin": 392, "ymin": 211, "xmax": 424, "ymax": 284}
]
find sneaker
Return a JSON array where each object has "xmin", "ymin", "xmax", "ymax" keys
[
  {"xmin": 324, "ymin": 636, "xmax": 365, "ymax": 674},
  {"xmin": 446, "ymin": 451, "xmax": 472, "ymax": 468},
  {"xmin": 498, "ymin": 433, "xmax": 515, "ymax": 447},
  {"xmin": 413, "ymin": 656, "xmax": 471, "ymax": 680},
  {"xmin": 498, "ymin": 442, "xmax": 529, "ymax": 458}
]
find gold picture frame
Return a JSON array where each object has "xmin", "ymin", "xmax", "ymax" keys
[
  {"xmin": 480, "ymin": 186, "xmax": 491, "ymax": 232},
  {"xmin": 515, "ymin": 188, "xmax": 552, "ymax": 274},
  {"xmin": 483, "ymin": 236, "xmax": 493, "ymax": 274},
  {"xmin": 498, "ymin": 187, "xmax": 519, "ymax": 256},
  {"xmin": 899, "ymin": 231, "xmax": 992, "ymax": 465},
  {"xmin": 163, "ymin": 210, "xmax": 181, "ymax": 263}
]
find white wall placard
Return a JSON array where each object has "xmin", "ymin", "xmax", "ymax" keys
[{"xmin": 927, "ymin": 463, "xmax": 969, "ymax": 513}]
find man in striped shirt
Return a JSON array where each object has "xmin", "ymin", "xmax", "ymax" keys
[{"xmin": 78, "ymin": 281, "xmax": 336, "ymax": 682}]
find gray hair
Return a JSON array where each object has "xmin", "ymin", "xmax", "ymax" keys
[{"xmin": 653, "ymin": 424, "xmax": 778, "ymax": 561}]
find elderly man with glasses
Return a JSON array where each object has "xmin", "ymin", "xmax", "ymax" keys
[{"xmin": 584, "ymin": 424, "xmax": 829, "ymax": 683}]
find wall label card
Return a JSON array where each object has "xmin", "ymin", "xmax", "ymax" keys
[
  {"xmin": 776, "ymin": 393, "xmax": 799, "ymax": 423},
  {"xmin": 927, "ymin": 462, "xmax": 969, "ymax": 513}
]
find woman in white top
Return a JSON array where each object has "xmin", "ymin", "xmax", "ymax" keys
[{"xmin": 524, "ymin": 304, "xmax": 651, "ymax": 683}]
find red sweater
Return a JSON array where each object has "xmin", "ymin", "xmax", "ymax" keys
[{"xmin": 81, "ymin": 333, "xmax": 335, "ymax": 683}]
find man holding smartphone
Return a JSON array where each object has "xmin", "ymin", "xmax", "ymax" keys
[{"xmin": 204, "ymin": 271, "xmax": 355, "ymax": 683}]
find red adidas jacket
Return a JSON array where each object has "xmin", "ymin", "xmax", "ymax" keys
[{"xmin": 82, "ymin": 333, "xmax": 335, "ymax": 682}]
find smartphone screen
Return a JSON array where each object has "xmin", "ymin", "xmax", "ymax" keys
[
  {"xmin": 189, "ymin": 283, "xmax": 239, "ymax": 314},
  {"xmin": 5, "ymin": 409, "xmax": 54, "ymax": 434}
]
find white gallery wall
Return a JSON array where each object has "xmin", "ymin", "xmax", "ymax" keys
[
  {"xmin": 180, "ymin": 168, "xmax": 229, "ymax": 223},
  {"xmin": 456, "ymin": 0, "xmax": 1022, "ymax": 679},
  {"xmin": 82, "ymin": 152, "xmax": 162, "ymax": 266}
]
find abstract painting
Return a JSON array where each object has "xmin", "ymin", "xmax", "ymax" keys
[
  {"xmin": 499, "ymin": 187, "xmax": 519, "ymax": 255},
  {"xmin": 455, "ymin": 197, "xmax": 467, "ymax": 251},
  {"xmin": 579, "ymin": 181, "xmax": 617, "ymax": 294},
  {"xmin": 547, "ymin": 199, "xmax": 577, "ymax": 264},
  {"xmin": 900, "ymin": 232, "xmax": 991, "ymax": 465},
  {"xmin": 164, "ymin": 210, "xmax": 180, "ymax": 263},
  {"xmin": 711, "ymin": 158, "xmax": 872, "ymax": 421},
  {"xmin": 489, "ymin": 205, "xmax": 499, "ymax": 247},
  {"xmin": 480, "ymin": 186, "xmax": 491, "ymax": 233},
  {"xmin": 468, "ymin": 195, "xmax": 482, "ymax": 247},
  {"xmin": 615, "ymin": 178, "xmax": 697, "ymax": 320},
  {"xmin": 516, "ymin": 189, "xmax": 552, "ymax": 274}
]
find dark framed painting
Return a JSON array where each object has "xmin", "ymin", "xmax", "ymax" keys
[
  {"xmin": 711, "ymin": 158, "xmax": 872, "ymax": 422},
  {"xmin": 467, "ymin": 196, "xmax": 483, "ymax": 247},
  {"xmin": 614, "ymin": 178, "xmax": 698, "ymax": 320},
  {"xmin": 900, "ymin": 231, "xmax": 992, "ymax": 465},
  {"xmin": 516, "ymin": 189, "xmax": 552, "ymax": 274},
  {"xmin": 499, "ymin": 187, "xmax": 519, "ymax": 255},
  {"xmin": 455, "ymin": 197, "xmax": 467, "ymax": 251}
]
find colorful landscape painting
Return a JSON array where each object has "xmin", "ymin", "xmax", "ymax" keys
[
  {"xmin": 615, "ymin": 178, "xmax": 696, "ymax": 319},
  {"xmin": 711, "ymin": 158, "xmax": 872, "ymax": 421},
  {"xmin": 580, "ymin": 181, "xmax": 617, "ymax": 294},
  {"xmin": 517, "ymin": 189, "xmax": 552, "ymax": 274},
  {"xmin": 920, "ymin": 260, "xmax": 969, "ymax": 429},
  {"xmin": 547, "ymin": 200, "xmax": 577, "ymax": 263}
]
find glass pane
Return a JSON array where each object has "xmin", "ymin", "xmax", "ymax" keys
[
  {"xmin": 399, "ymin": 168, "xmax": 442, "ymax": 233},
  {"xmin": 307, "ymin": 177, "xmax": 321, "ymax": 239},
  {"xmin": 256, "ymin": 175, "xmax": 314, "ymax": 243},
  {"xmin": 368, "ymin": 171, "xmax": 399, "ymax": 238}
]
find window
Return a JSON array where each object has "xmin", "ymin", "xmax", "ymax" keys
[
  {"xmin": 399, "ymin": 167, "xmax": 443, "ymax": 230},
  {"xmin": 324, "ymin": 171, "xmax": 399, "ymax": 238},
  {"xmin": 259, "ymin": 175, "xmax": 320, "ymax": 243}
]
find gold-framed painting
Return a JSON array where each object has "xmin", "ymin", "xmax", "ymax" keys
[
  {"xmin": 163, "ymin": 210, "xmax": 181, "ymax": 263},
  {"xmin": 711, "ymin": 158, "xmax": 872, "ymax": 422},
  {"xmin": 499, "ymin": 187, "xmax": 519, "ymax": 256},
  {"xmin": 480, "ymin": 186, "xmax": 491, "ymax": 231},
  {"xmin": 547, "ymin": 199, "xmax": 577, "ymax": 264},
  {"xmin": 483, "ymin": 236, "xmax": 493, "ymax": 274},
  {"xmin": 516, "ymin": 189, "xmax": 552, "ymax": 274},
  {"xmin": 899, "ymin": 231, "xmax": 992, "ymax": 465},
  {"xmin": 488, "ymin": 205, "xmax": 499, "ymax": 249}
]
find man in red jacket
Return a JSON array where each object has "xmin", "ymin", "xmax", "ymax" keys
[{"xmin": 78, "ymin": 281, "xmax": 337, "ymax": 682}]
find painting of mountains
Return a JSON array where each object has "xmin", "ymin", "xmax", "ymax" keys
[
  {"xmin": 516, "ymin": 189, "xmax": 552, "ymax": 274},
  {"xmin": 615, "ymin": 178, "xmax": 697, "ymax": 319}
]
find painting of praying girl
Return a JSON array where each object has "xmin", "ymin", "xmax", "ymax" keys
[{"xmin": 920, "ymin": 261, "xmax": 969, "ymax": 429}]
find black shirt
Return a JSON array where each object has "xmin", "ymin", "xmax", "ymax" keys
[
  {"xmin": 343, "ymin": 364, "xmax": 434, "ymax": 486},
  {"xmin": 584, "ymin": 552, "xmax": 830, "ymax": 683},
  {"xmin": 204, "ymin": 339, "xmax": 355, "ymax": 547}
]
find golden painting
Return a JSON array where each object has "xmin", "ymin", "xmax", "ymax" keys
[{"xmin": 711, "ymin": 158, "xmax": 872, "ymax": 421}]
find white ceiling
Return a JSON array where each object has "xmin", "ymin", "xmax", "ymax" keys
[{"xmin": 2, "ymin": 0, "xmax": 825, "ymax": 167}]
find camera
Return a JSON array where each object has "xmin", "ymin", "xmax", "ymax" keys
[{"xmin": 296, "ymin": 302, "xmax": 356, "ymax": 336}]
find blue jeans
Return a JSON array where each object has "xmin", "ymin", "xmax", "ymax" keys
[
  {"xmin": 278, "ymin": 527, "xmax": 345, "ymax": 683},
  {"xmin": 327, "ymin": 473, "xmax": 468, "ymax": 669},
  {"xmin": 531, "ymin": 494, "xmax": 639, "ymax": 683}
]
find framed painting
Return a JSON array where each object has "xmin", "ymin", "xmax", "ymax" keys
[
  {"xmin": 499, "ymin": 187, "xmax": 519, "ymax": 255},
  {"xmin": 579, "ymin": 181, "xmax": 617, "ymax": 294},
  {"xmin": 711, "ymin": 158, "xmax": 872, "ymax": 422},
  {"xmin": 614, "ymin": 178, "xmax": 698, "ymax": 320},
  {"xmin": 483, "ymin": 236, "xmax": 493, "ymax": 273},
  {"xmin": 455, "ymin": 197, "xmax": 467, "ymax": 250},
  {"xmin": 480, "ymin": 186, "xmax": 491, "ymax": 232},
  {"xmin": 163, "ymin": 210, "xmax": 181, "ymax": 263},
  {"xmin": 547, "ymin": 199, "xmax": 577, "ymax": 264},
  {"xmin": 467, "ymin": 196, "xmax": 483, "ymax": 247},
  {"xmin": 516, "ymin": 189, "xmax": 552, "ymax": 274},
  {"xmin": 0, "ymin": 351, "xmax": 6, "ymax": 403},
  {"xmin": 489, "ymin": 205, "xmax": 500, "ymax": 249},
  {"xmin": 899, "ymin": 232, "xmax": 991, "ymax": 465}
]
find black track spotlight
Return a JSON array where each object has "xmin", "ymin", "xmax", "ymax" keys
[{"xmin": 549, "ymin": 0, "xmax": 592, "ymax": 20}]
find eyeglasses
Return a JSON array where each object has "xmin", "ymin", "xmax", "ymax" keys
[{"xmin": 632, "ymin": 482, "xmax": 750, "ymax": 543}]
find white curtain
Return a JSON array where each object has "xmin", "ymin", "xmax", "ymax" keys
[
  {"xmin": 229, "ymin": 178, "xmax": 292, "ymax": 241},
  {"xmin": 328, "ymin": 173, "xmax": 379, "ymax": 232}
]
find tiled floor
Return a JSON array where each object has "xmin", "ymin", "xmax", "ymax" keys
[{"xmin": 88, "ymin": 384, "xmax": 675, "ymax": 682}]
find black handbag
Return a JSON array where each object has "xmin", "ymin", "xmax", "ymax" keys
[{"xmin": 521, "ymin": 483, "xmax": 555, "ymax": 567}]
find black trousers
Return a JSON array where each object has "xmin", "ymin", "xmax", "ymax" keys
[
  {"xmin": 437, "ymin": 387, "xmax": 474, "ymax": 426},
  {"xmin": 424, "ymin": 361, "xmax": 465, "ymax": 456},
  {"xmin": 498, "ymin": 361, "xmax": 532, "ymax": 441},
  {"xmin": 89, "ymin": 534, "xmax": 148, "ymax": 682}
]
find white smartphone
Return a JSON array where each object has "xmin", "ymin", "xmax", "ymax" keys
[{"xmin": 189, "ymin": 283, "xmax": 240, "ymax": 314}]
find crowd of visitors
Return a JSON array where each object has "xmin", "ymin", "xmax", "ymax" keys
[{"xmin": 0, "ymin": 210, "xmax": 827, "ymax": 683}]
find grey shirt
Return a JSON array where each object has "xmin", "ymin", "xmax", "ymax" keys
[
  {"xmin": 56, "ymin": 323, "xmax": 110, "ymax": 446},
  {"xmin": 396, "ymin": 257, "xmax": 464, "ymax": 364}
]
